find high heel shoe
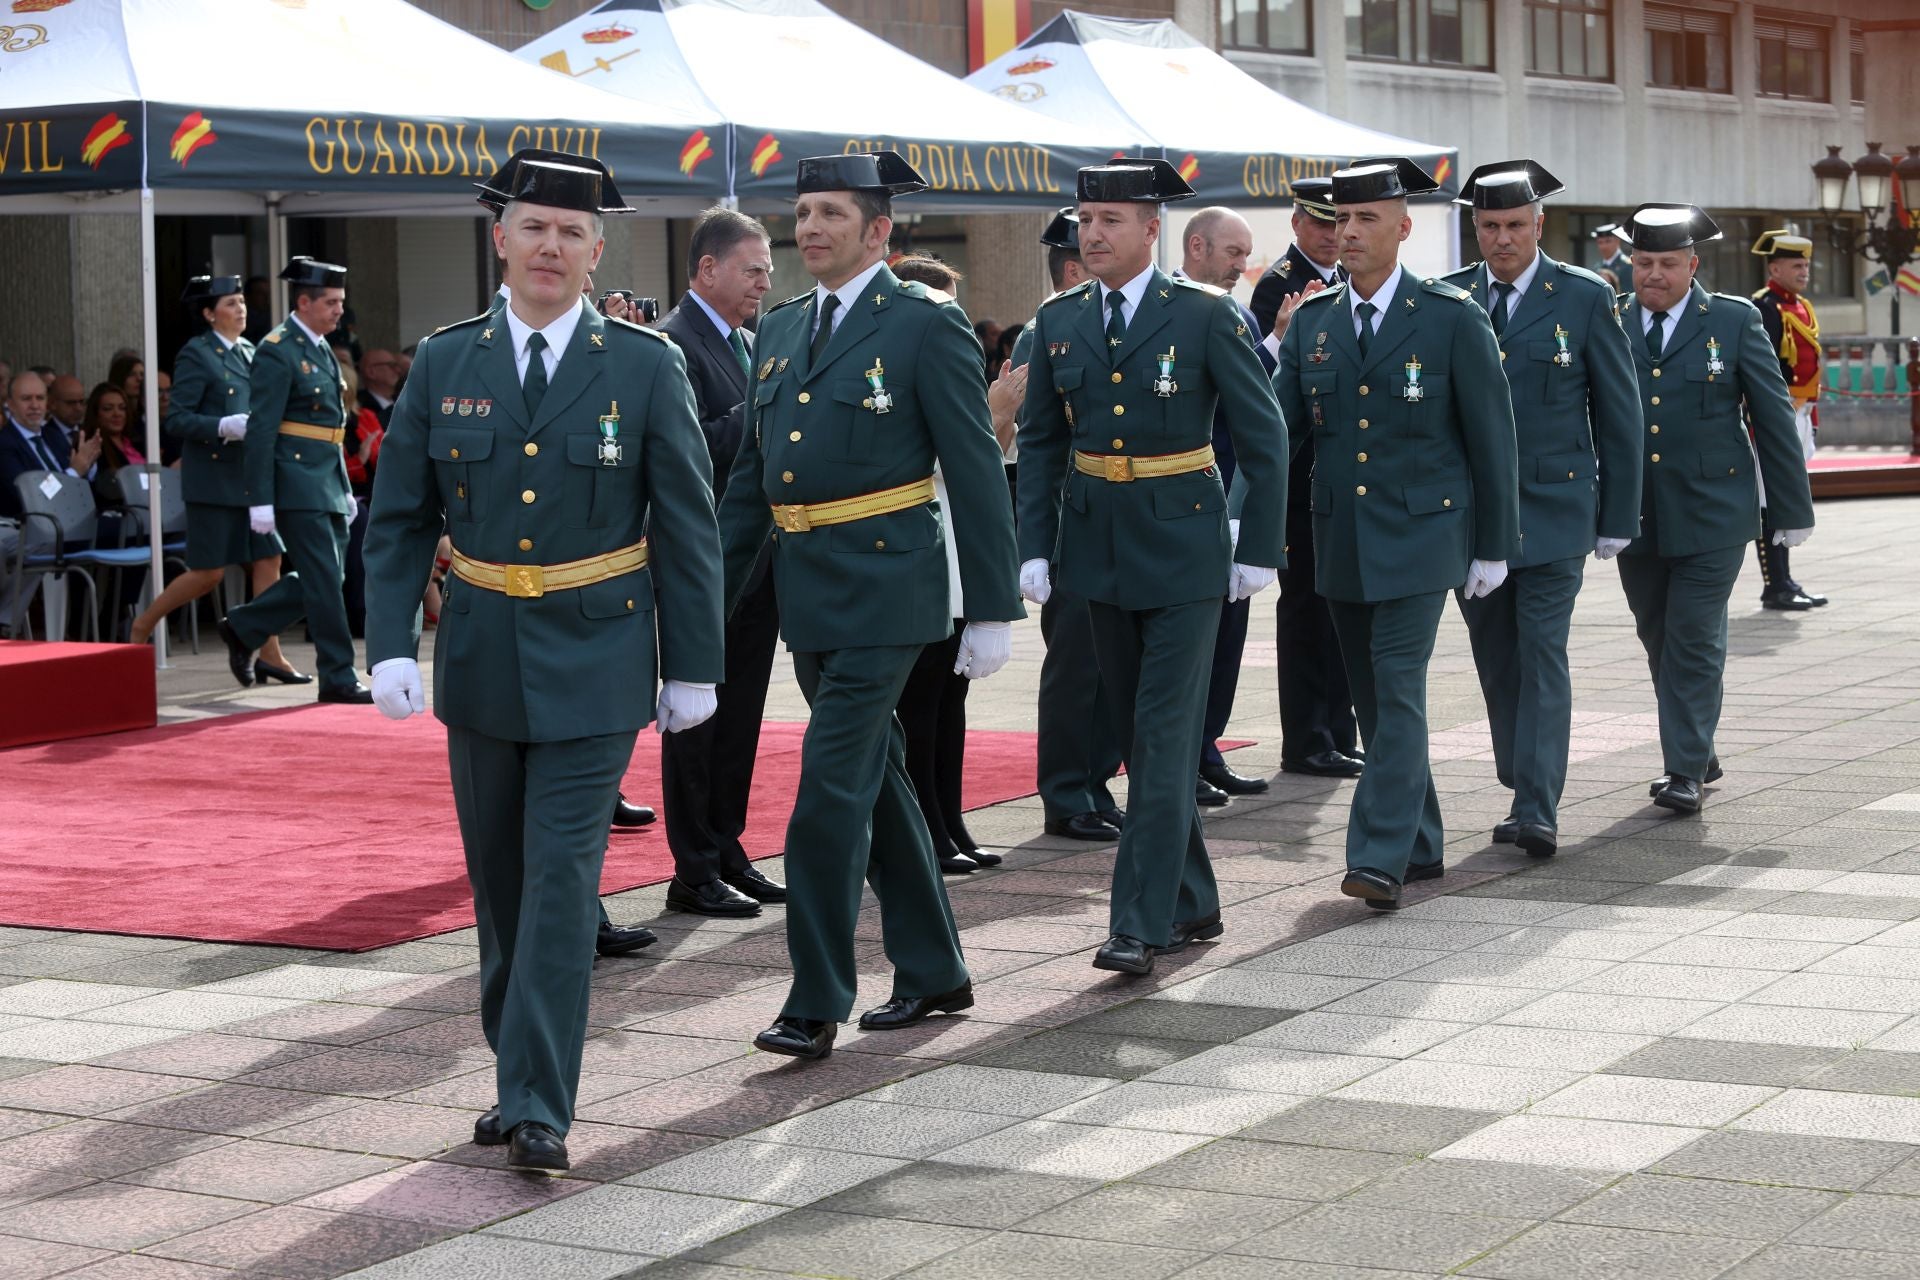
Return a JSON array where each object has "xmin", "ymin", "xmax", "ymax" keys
[{"xmin": 254, "ymin": 659, "xmax": 314, "ymax": 685}]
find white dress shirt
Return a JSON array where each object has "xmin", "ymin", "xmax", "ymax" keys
[
  {"xmin": 812, "ymin": 259, "xmax": 888, "ymax": 344},
  {"xmin": 504, "ymin": 295, "xmax": 584, "ymax": 384},
  {"xmin": 1640, "ymin": 305, "xmax": 1675, "ymax": 355},
  {"xmin": 1095, "ymin": 263, "xmax": 1156, "ymax": 331},
  {"xmin": 1483, "ymin": 253, "xmax": 1544, "ymax": 325},
  {"xmin": 688, "ymin": 289, "xmax": 735, "ymax": 342},
  {"xmin": 1349, "ymin": 262, "xmax": 1404, "ymax": 340}
]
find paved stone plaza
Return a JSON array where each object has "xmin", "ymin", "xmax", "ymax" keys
[{"xmin": 3, "ymin": 492, "xmax": 1918, "ymax": 1279}]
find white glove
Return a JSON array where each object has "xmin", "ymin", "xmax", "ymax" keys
[
  {"xmin": 1462, "ymin": 559, "xmax": 1509, "ymax": 600},
  {"xmin": 1019, "ymin": 557, "xmax": 1051, "ymax": 606},
  {"xmin": 1771, "ymin": 527, "xmax": 1812, "ymax": 548},
  {"xmin": 1593, "ymin": 537, "xmax": 1631, "ymax": 561},
  {"xmin": 345, "ymin": 494, "xmax": 359, "ymax": 523},
  {"xmin": 248, "ymin": 504, "xmax": 276, "ymax": 535},
  {"xmin": 656, "ymin": 680, "xmax": 718, "ymax": 734},
  {"xmin": 217, "ymin": 414, "xmax": 248, "ymax": 442},
  {"xmin": 1229, "ymin": 518, "xmax": 1241, "ymax": 554},
  {"xmin": 1228, "ymin": 563, "xmax": 1277, "ymax": 603},
  {"xmin": 953, "ymin": 620, "xmax": 1012, "ymax": 680},
  {"xmin": 370, "ymin": 657, "xmax": 424, "ymax": 720}
]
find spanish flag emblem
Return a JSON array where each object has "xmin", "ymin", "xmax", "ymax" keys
[
  {"xmin": 679, "ymin": 130, "xmax": 714, "ymax": 176},
  {"xmin": 81, "ymin": 114, "xmax": 132, "ymax": 170},
  {"xmin": 1176, "ymin": 154, "xmax": 1200, "ymax": 183},
  {"xmin": 748, "ymin": 132, "xmax": 782, "ymax": 178},
  {"xmin": 1432, "ymin": 155, "xmax": 1453, "ymax": 187},
  {"xmin": 169, "ymin": 112, "xmax": 217, "ymax": 167}
]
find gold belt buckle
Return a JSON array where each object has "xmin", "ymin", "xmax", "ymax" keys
[
  {"xmin": 505, "ymin": 563, "xmax": 545, "ymax": 598},
  {"xmin": 1104, "ymin": 455, "xmax": 1134, "ymax": 483},
  {"xmin": 776, "ymin": 505, "xmax": 813, "ymax": 533}
]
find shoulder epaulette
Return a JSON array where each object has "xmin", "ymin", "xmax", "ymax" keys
[
  {"xmin": 890, "ymin": 281, "xmax": 954, "ymax": 305},
  {"xmin": 1712, "ymin": 291, "xmax": 1756, "ymax": 308},
  {"xmin": 1420, "ymin": 277, "xmax": 1473, "ymax": 302},
  {"xmin": 1440, "ymin": 264, "xmax": 1481, "ymax": 290},
  {"xmin": 767, "ymin": 291, "xmax": 813, "ymax": 313},
  {"xmin": 1750, "ymin": 285, "xmax": 1773, "ymax": 301},
  {"xmin": 430, "ymin": 310, "xmax": 492, "ymax": 338},
  {"xmin": 262, "ymin": 330, "xmax": 282, "ymax": 344},
  {"xmin": 1552, "ymin": 261, "xmax": 1612, "ymax": 291},
  {"xmin": 1041, "ymin": 281, "xmax": 1096, "ymax": 308},
  {"xmin": 1174, "ymin": 277, "xmax": 1227, "ymax": 297},
  {"xmin": 1296, "ymin": 283, "xmax": 1346, "ymax": 308},
  {"xmin": 607, "ymin": 315, "xmax": 669, "ymax": 340},
  {"xmin": 1615, "ymin": 293, "xmax": 1633, "ymax": 316}
]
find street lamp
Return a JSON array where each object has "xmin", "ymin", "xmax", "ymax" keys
[{"xmin": 1813, "ymin": 141, "xmax": 1920, "ymax": 334}]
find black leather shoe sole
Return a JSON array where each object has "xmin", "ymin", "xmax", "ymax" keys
[
  {"xmin": 665, "ymin": 884, "xmax": 761, "ymax": 918},
  {"xmin": 754, "ymin": 1023, "xmax": 835, "ymax": 1059},
  {"xmin": 1044, "ymin": 815, "xmax": 1121, "ymax": 841},
  {"xmin": 506, "ymin": 1124, "xmax": 569, "ymax": 1173},
  {"xmin": 1650, "ymin": 758, "xmax": 1722, "ymax": 798},
  {"xmin": 1406, "ymin": 862, "xmax": 1445, "ymax": 883},
  {"xmin": 1515, "ymin": 823, "xmax": 1558, "ymax": 858},
  {"xmin": 858, "ymin": 985, "xmax": 975, "ymax": 1030},
  {"xmin": 1341, "ymin": 870, "xmax": 1402, "ymax": 911},
  {"xmin": 1282, "ymin": 753, "xmax": 1365, "ymax": 778},
  {"xmin": 1492, "ymin": 818, "xmax": 1519, "ymax": 844},
  {"xmin": 1163, "ymin": 916, "xmax": 1225, "ymax": 955},
  {"xmin": 595, "ymin": 926, "xmax": 657, "ymax": 957},
  {"xmin": 1653, "ymin": 784, "xmax": 1702, "ymax": 815},
  {"xmin": 1092, "ymin": 943, "xmax": 1155, "ymax": 975},
  {"xmin": 317, "ymin": 684, "xmax": 374, "ymax": 705}
]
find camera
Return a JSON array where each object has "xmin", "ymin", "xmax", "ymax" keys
[{"xmin": 598, "ymin": 291, "xmax": 661, "ymax": 325}]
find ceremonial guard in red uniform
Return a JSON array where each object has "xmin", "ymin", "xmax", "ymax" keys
[{"xmin": 1747, "ymin": 230, "xmax": 1827, "ymax": 611}]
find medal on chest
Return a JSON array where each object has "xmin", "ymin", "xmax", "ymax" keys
[
  {"xmin": 598, "ymin": 402, "xmax": 622, "ymax": 466},
  {"xmin": 1705, "ymin": 336, "xmax": 1725, "ymax": 376},
  {"xmin": 1402, "ymin": 355, "xmax": 1425, "ymax": 402},
  {"xmin": 1552, "ymin": 325, "xmax": 1573, "ymax": 368},
  {"xmin": 1153, "ymin": 347, "xmax": 1178, "ymax": 398},
  {"xmin": 1309, "ymin": 333, "xmax": 1331, "ymax": 364},
  {"xmin": 865, "ymin": 359, "xmax": 893, "ymax": 414}
]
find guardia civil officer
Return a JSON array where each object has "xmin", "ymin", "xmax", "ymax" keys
[
  {"xmin": 363, "ymin": 151, "xmax": 723, "ymax": 1171},
  {"xmin": 217, "ymin": 256, "xmax": 368, "ymax": 701},
  {"xmin": 1592, "ymin": 223, "xmax": 1634, "ymax": 293},
  {"xmin": 1442, "ymin": 161, "xmax": 1640, "ymax": 858},
  {"xmin": 1269, "ymin": 157, "xmax": 1519, "ymax": 911},
  {"xmin": 1613, "ymin": 205, "xmax": 1814, "ymax": 814},
  {"xmin": 1012, "ymin": 210, "xmax": 1126, "ymax": 845},
  {"xmin": 713, "ymin": 152, "xmax": 1022, "ymax": 1060},
  {"xmin": 1748, "ymin": 230, "xmax": 1827, "ymax": 610},
  {"xmin": 1018, "ymin": 159, "xmax": 1288, "ymax": 974}
]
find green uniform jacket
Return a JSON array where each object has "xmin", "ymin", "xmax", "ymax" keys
[
  {"xmin": 1272, "ymin": 271, "xmax": 1519, "ymax": 602},
  {"xmin": 715, "ymin": 265, "xmax": 1023, "ymax": 651},
  {"xmin": 243, "ymin": 317, "xmax": 350, "ymax": 515},
  {"xmin": 1620, "ymin": 282, "xmax": 1815, "ymax": 557},
  {"xmin": 164, "ymin": 331, "xmax": 254, "ymax": 508},
  {"xmin": 1016, "ymin": 268, "xmax": 1288, "ymax": 609},
  {"xmin": 364, "ymin": 303, "xmax": 725, "ymax": 742},
  {"xmin": 1443, "ymin": 254, "xmax": 1642, "ymax": 566}
]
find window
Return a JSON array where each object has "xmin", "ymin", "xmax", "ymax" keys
[
  {"xmin": 1220, "ymin": 0, "xmax": 1312, "ymax": 54},
  {"xmin": 1851, "ymin": 24, "xmax": 1865, "ymax": 105},
  {"xmin": 1645, "ymin": 5, "xmax": 1730, "ymax": 93},
  {"xmin": 1755, "ymin": 16, "xmax": 1830, "ymax": 102},
  {"xmin": 1346, "ymin": 0, "xmax": 1492, "ymax": 70},
  {"xmin": 1525, "ymin": 0, "xmax": 1611, "ymax": 80}
]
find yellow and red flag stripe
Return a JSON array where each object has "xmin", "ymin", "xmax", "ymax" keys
[
  {"xmin": 749, "ymin": 132, "xmax": 782, "ymax": 178},
  {"xmin": 967, "ymin": 0, "xmax": 1032, "ymax": 72},
  {"xmin": 1176, "ymin": 154, "xmax": 1200, "ymax": 183},
  {"xmin": 81, "ymin": 114, "xmax": 131, "ymax": 170},
  {"xmin": 1431, "ymin": 155, "xmax": 1453, "ymax": 187},
  {"xmin": 169, "ymin": 112, "xmax": 217, "ymax": 167},
  {"xmin": 679, "ymin": 130, "xmax": 714, "ymax": 176}
]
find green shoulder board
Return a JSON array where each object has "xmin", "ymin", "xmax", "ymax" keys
[
  {"xmin": 430, "ymin": 310, "xmax": 493, "ymax": 338},
  {"xmin": 1040, "ymin": 281, "xmax": 1096, "ymax": 309},
  {"xmin": 1173, "ymin": 276, "xmax": 1227, "ymax": 297},
  {"xmin": 1419, "ymin": 277, "xmax": 1474, "ymax": 302},
  {"xmin": 767, "ymin": 291, "xmax": 814, "ymax": 314},
  {"xmin": 1552, "ymin": 261, "xmax": 1612, "ymax": 291},
  {"xmin": 608, "ymin": 316, "xmax": 669, "ymax": 341},
  {"xmin": 1295, "ymin": 282, "xmax": 1348, "ymax": 311}
]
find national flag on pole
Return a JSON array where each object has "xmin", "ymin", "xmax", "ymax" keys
[
  {"xmin": 1863, "ymin": 267, "xmax": 1891, "ymax": 296},
  {"xmin": 1897, "ymin": 267, "xmax": 1920, "ymax": 297},
  {"xmin": 967, "ymin": 0, "xmax": 1033, "ymax": 72}
]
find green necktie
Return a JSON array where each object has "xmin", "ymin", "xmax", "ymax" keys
[
  {"xmin": 1646, "ymin": 310, "xmax": 1668, "ymax": 360},
  {"xmin": 1355, "ymin": 300, "xmax": 1376, "ymax": 358},
  {"xmin": 1104, "ymin": 290, "xmax": 1126, "ymax": 348},
  {"xmin": 727, "ymin": 327, "xmax": 751, "ymax": 377},
  {"xmin": 1491, "ymin": 281, "xmax": 1515, "ymax": 337},
  {"xmin": 810, "ymin": 293, "xmax": 840, "ymax": 368},
  {"xmin": 523, "ymin": 331, "xmax": 549, "ymax": 418}
]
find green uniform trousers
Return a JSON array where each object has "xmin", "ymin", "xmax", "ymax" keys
[
  {"xmin": 1456, "ymin": 556, "xmax": 1585, "ymax": 828},
  {"xmin": 1327, "ymin": 593, "xmax": 1448, "ymax": 882},
  {"xmin": 225, "ymin": 509, "xmax": 355, "ymax": 688},
  {"xmin": 785, "ymin": 644, "xmax": 969, "ymax": 1023},
  {"xmin": 447, "ymin": 725, "xmax": 635, "ymax": 1137},
  {"xmin": 1087, "ymin": 598, "xmax": 1221, "ymax": 947},
  {"xmin": 1036, "ymin": 585, "xmax": 1121, "ymax": 822},
  {"xmin": 1617, "ymin": 543, "xmax": 1743, "ymax": 781}
]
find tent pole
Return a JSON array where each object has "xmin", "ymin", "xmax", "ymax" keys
[
  {"xmin": 267, "ymin": 193, "xmax": 286, "ymax": 318},
  {"xmin": 140, "ymin": 187, "xmax": 169, "ymax": 669}
]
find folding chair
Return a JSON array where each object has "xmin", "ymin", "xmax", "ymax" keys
[
  {"xmin": 11, "ymin": 471, "xmax": 148, "ymax": 641},
  {"xmin": 117, "ymin": 466, "xmax": 198, "ymax": 651}
]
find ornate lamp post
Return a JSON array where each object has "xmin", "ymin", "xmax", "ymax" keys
[{"xmin": 1813, "ymin": 142, "xmax": 1920, "ymax": 334}]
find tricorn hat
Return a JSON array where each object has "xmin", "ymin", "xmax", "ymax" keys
[
  {"xmin": 1075, "ymin": 158, "xmax": 1195, "ymax": 204},
  {"xmin": 181, "ymin": 274, "xmax": 243, "ymax": 305},
  {"xmin": 1331, "ymin": 156, "xmax": 1440, "ymax": 204},
  {"xmin": 1040, "ymin": 206, "xmax": 1080, "ymax": 250},
  {"xmin": 1751, "ymin": 229, "xmax": 1813, "ymax": 260},
  {"xmin": 278, "ymin": 256, "xmax": 347, "ymax": 288},
  {"xmin": 1453, "ymin": 159, "xmax": 1564, "ymax": 210},
  {"xmin": 795, "ymin": 150, "xmax": 928, "ymax": 197},
  {"xmin": 1591, "ymin": 222, "xmax": 1625, "ymax": 241},
  {"xmin": 1291, "ymin": 176, "xmax": 1336, "ymax": 222},
  {"xmin": 475, "ymin": 149, "xmax": 634, "ymax": 216},
  {"xmin": 1618, "ymin": 204, "xmax": 1721, "ymax": 252}
]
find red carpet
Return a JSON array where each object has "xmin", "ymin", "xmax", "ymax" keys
[
  {"xmin": 0, "ymin": 707, "xmax": 1061, "ymax": 951},
  {"xmin": 0, "ymin": 641, "xmax": 155, "ymax": 748}
]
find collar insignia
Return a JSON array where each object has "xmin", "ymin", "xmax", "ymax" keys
[
  {"xmin": 481, "ymin": 328, "xmax": 494, "ymax": 341},
  {"xmin": 589, "ymin": 332, "xmax": 605, "ymax": 347}
]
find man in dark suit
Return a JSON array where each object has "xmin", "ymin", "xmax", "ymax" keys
[
  {"xmin": 654, "ymin": 208, "xmax": 787, "ymax": 918},
  {"xmin": 3, "ymin": 371, "xmax": 99, "ymax": 516},
  {"xmin": 357, "ymin": 349, "xmax": 401, "ymax": 428},
  {"xmin": 1249, "ymin": 178, "xmax": 1364, "ymax": 780}
]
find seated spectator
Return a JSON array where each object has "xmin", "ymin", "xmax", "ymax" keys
[
  {"xmin": 85, "ymin": 382, "xmax": 143, "ymax": 516},
  {"xmin": 358, "ymin": 349, "xmax": 400, "ymax": 427}
]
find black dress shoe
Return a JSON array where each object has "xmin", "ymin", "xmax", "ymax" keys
[
  {"xmin": 1092, "ymin": 933, "xmax": 1154, "ymax": 975},
  {"xmin": 1200, "ymin": 762, "xmax": 1270, "ymax": 795},
  {"xmin": 724, "ymin": 866, "xmax": 788, "ymax": 902},
  {"xmin": 859, "ymin": 981, "xmax": 974, "ymax": 1030},
  {"xmin": 317, "ymin": 682, "xmax": 375, "ymax": 704},
  {"xmin": 507, "ymin": 1121, "xmax": 568, "ymax": 1173},
  {"xmin": 1492, "ymin": 815, "xmax": 1519, "ymax": 844},
  {"xmin": 666, "ymin": 876, "xmax": 761, "ymax": 918},
  {"xmin": 1650, "ymin": 756, "xmax": 1722, "ymax": 797},
  {"xmin": 1406, "ymin": 861, "xmax": 1445, "ymax": 883},
  {"xmin": 1165, "ymin": 912, "xmax": 1225, "ymax": 953},
  {"xmin": 1044, "ymin": 812, "xmax": 1120, "ymax": 841},
  {"xmin": 473, "ymin": 1105, "xmax": 506, "ymax": 1146},
  {"xmin": 1282, "ymin": 751, "xmax": 1365, "ymax": 778},
  {"xmin": 1761, "ymin": 588, "xmax": 1818, "ymax": 611},
  {"xmin": 1653, "ymin": 775, "xmax": 1703, "ymax": 814},
  {"xmin": 965, "ymin": 848, "xmax": 1004, "ymax": 867},
  {"xmin": 1097, "ymin": 807, "xmax": 1127, "ymax": 830},
  {"xmin": 611, "ymin": 796, "xmax": 656, "ymax": 827},
  {"xmin": 754, "ymin": 1017, "xmax": 834, "ymax": 1059},
  {"xmin": 939, "ymin": 852, "xmax": 981, "ymax": 875},
  {"xmin": 1515, "ymin": 822, "xmax": 1558, "ymax": 858},
  {"xmin": 1794, "ymin": 582, "xmax": 1828, "ymax": 606},
  {"xmin": 216, "ymin": 619, "xmax": 256, "ymax": 688},
  {"xmin": 253, "ymin": 659, "xmax": 313, "ymax": 685},
  {"xmin": 1340, "ymin": 868, "xmax": 1402, "ymax": 911},
  {"xmin": 1196, "ymin": 777, "xmax": 1231, "ymax": 807},
  {"xmin": 596, "ymin": 921, "xmax": 657, "ymax": 956}
]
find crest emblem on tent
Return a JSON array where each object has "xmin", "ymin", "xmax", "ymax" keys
[
  {"xmin": 582, "ymin": 22, "xmax": 634, "ymax": 45},
  {"xmin": 169, "ymin": 113, "xmax": 218, "ymax": 167},
  {"xmin": 81, "ymin": 114, "xmax": 132, "ymax": 170},
  {"xmin": 1007, "ymin": 57, "xmax": 1054, "ymax": 76},
  {"xmin": 995, "ymin": 83, "xmax": 1045, "ymax": 104},
  {"xmin": 12, "ymin": 0, "xmax": 72, "ymax": 12},
  {"xmin": 749, "ymin": 132, "xmax": 783, "ymax": 178}
]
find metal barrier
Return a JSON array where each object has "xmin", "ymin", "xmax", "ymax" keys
[{"xmin": 1818, "ymin": 336, "xmax": 1919, "ymax": 451}]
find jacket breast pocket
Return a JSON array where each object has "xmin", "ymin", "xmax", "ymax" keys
[
  {"xmin": 1537, "ymin": 452, "xmax": 1596, "ymax": 484},
  {"xmin": 828, "ymin": 376, "xmax": 903, "ymax": 464},
  {"xmin": 1404, "ymin": 474, "xmax": 1469, "ymax": 515},
  {"xmin": 428, "ymin": 427, "xmax": 493, "ymax": 523},
  {"xmin": 1151, "ymin": 478, "xmax": 1226, "ymax": 521},
  {"xmin": 1052, "ymin": 365, "xmax": 1084, "ymax": 430},
  {"xmin": 1684, "ymin": 360, "xmax": 1736, "ymax": 409},
  {"xmin": 565, "ymin": 431, "xmax": 641, "ymax": 529}
]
